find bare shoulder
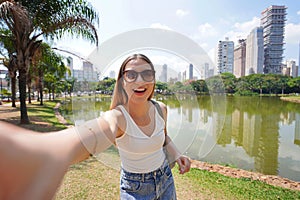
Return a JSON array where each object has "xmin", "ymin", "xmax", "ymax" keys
[
  {"xmin": 106, "ymin": 107, "xmax": 126, "ymax": 137},
  {"xmin": 103, "ymin": 108, "xmax": 125, "ymax": 124}
]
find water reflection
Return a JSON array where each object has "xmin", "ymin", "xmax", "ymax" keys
[
  {"xmin": 165, "ymin": 96, "xmax": 300, "ymax": 181},
  {"xmin": 61, "ymin": 95, "xmax": 300, "ymax": 181}
]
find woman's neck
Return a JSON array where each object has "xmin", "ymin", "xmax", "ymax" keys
[{"xmin": 127, "ymin": 100, "xmax": 150, "ymax": 118}]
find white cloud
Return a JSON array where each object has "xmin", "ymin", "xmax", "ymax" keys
[
  {"xmin": 208, "ymin": 48, "xmax": 216, "ymax": 65},
  {"xmin": 199, "ymin": 42, "xmax": 209, "ymax": 50},
  {"xmin": 197, "ymin": 23, "xmax": 218, "ymax": 37},
  {"xmin": 223, "ymin": 30, "xmax": 247, "ymax": 43},
  {"xmin": 221, "ymin": 17, "xmax": 260, "ymax": 44},
  {"xmin": 285, "ymin": 23, "xmax": 300, "ymax": 44},
  {"xmin": 176, "ymin": 9, "xmax": 189, "ymax": 17},
  {"xmin": 150, "ymin": 23, "xmax": 173, "ymax": 31},
  {"xmin": 233, "ymin": 17, "xmax": 260, "ymax": 32},
  {"xmin": 297, "ymin": 10, "xmax": 300, "ymax": 15}
]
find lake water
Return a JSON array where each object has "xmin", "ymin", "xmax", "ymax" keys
[{"xmin": 61, "ymin": 95, "xmax": 300, "ymax": 182}]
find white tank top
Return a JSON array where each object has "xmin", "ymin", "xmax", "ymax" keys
[{"xmin": 116, "ymin": 105, "xmax": 166, "ymax": 173}]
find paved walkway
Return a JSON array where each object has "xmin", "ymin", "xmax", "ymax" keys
[{"xmin": 0, "ymin": 102, "xmax": 20, "ymax": 121}]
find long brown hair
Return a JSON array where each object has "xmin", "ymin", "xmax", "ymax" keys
[{"xmin": 110, "ymin": 54, "xmax": 155, "ymax": 109}]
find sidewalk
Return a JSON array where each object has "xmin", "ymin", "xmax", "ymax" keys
[
  {"xmin": 0, "ymin": 102, "xmax": 20, "ymax": 121},
  {"xmin": 0, "ymin": 101, "xmax": 62, "ymax": 132}
]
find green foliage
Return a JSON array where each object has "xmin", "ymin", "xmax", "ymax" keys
[
  {"xmin": 234, "ymin": 90, "xmax": 259, "ymax": 96},
  {"xmin": 155, "ymin": 81, "xmax": 168, "ymax": 91},
  {"xmin": 205, "ymin": 75, "xmax": 225, "ymax": 93},
  {"xmin": 96, "ymin": 77, "xmax": 116, "ymax": 93},
  {"xmin": 0, "ymin": 0, "xmax": 99, "ymax": 123},
  {"xmin": 93, "ymin": 73, "xmax": 300, "ymax": 96},
  {"xmin": 14, "ymin": 0, "xmax": 99, "ymax": 44},
  {"xmin": 288, "ymin": 77, "xmax": 300, "ymax": 90}
]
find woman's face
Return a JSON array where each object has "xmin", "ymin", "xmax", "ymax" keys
[{"xmin": 122, "ymin": 58, "xmax": 155, "ymax": 104}]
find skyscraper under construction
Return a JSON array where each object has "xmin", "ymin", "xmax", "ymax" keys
[{"xmin": 261, "ymin": 5, "xmax": 287, "ymax": 74}]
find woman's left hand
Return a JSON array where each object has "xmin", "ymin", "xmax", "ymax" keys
[{"xmin": 176, "ymin": 156, "xmax": 191, "ymax": 174}]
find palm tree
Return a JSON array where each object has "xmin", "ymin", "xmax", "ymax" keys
[
  {"xmin": 0, "ymin": 29, "xmax": 18, "ymax": 107},
  {"xmin": 32, "ymin": 43, "xmax": 70, "ymax": 105},
  {"xmin": 0, "ymin": 0, "xmax": 99, "ymax": 123}
]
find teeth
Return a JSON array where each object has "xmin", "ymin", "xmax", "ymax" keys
[{"xmin": 134, "ymin": 88, "xmax": 146, "ymax": 92}]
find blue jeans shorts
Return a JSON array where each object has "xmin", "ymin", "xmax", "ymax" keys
[{"xmin": 120, "ymin": 159, "xmax": 176, "ymax": 200}]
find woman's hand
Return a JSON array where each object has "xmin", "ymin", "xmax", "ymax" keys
[{"xmin": 176, "ymin": 156, "xmax": 191, "ymax": 174}]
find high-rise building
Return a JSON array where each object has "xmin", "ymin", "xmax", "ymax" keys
[
  {"xmin": 182, "ymin": 70, "xmax": 186, "ymax": 81},
  {"xmin": 204, "ymin": 63, "xmax": 210, "ymax": 79},
  {"xmin": 178, "ymin": 72, "xmax": 182, "ymax": 82},
  {"xmin": 287, "ymin": 60, "xmax": 298, "ymax": 77},
  {"xmin": 159, "ymin": 64, "xmax": 168, "ymax": 82},
  {"xmin": 217, "ymin": 37, "xmax": 234, "ymax": 74},
  {"xmin": 245, "ymin": 27, "xmax": 264, "ymax": 76},
  {"xmin": 83, "ymin": 61, "xmax": 98, "ymax": 82},
  {"xmin": 234, "ymin": 39, "xmax": 246, "ymax": 78},
  {"xmin": 189, "ymin": 64, "xmax": 193, "ymax": 80},
  {"xmin": 261, "ymin": 5, "xmax": 287, "ymax": 74}
]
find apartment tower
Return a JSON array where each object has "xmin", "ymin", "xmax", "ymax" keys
[
  {"xmin": 217, "ymin": 37, "xmax": 234, "ymax": 74},
  {"xmin": 261, "ymin": 5, "xmax": 287, "ymax": 74},
  {"xmin": 234, "ymin": 39, "xmax": 246, "ymax": 78},
  {"xmin": 245, "ymin": 27, "xmax": 264, "ymax": 75}
]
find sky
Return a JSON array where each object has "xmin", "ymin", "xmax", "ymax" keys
[{"xmin": 54, "ymin": 0, "xmax": 300, "ymax": 72}]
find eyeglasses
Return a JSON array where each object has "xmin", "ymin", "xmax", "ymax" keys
[{"xmin": 123, "ymin": 70, "xmax": 155, "ymax": 82}]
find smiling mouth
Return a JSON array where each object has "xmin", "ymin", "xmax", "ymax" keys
[{"xmin": 133, "ymin": 88, "xmax": 146, "ymax": 93}]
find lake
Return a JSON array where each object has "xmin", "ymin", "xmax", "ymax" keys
[{"xmin": 61, "ymin": 95, "xmax": 300, "ymax": 182}]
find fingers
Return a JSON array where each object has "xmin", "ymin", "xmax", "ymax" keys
[{"xmin": 177, "ymin": 156, "xmax": 191, "ymax": 174}]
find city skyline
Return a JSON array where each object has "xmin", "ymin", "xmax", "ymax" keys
[{"xmin": 54, "ymin": 0, "xmax": 300, "ymax": 72}]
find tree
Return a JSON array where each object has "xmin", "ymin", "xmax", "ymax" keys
[
  {"xmin": 221, "ymin": 72, "xmax": 237, "ymax": 94},
  {"xmin": 288, "ymin": 77, "xmax": 300, "ymax": 93},
  {"xmin": 206, "ymin": 75, "xmax": 225, "ymax": 94},
  {"xmin": 0, "ymin": 29, "xmax": 18, "ymax": 107},
  {"xmin": 249, "ymin": 74, "xmax": 264, "ymax": 95},
  {"xmin": 155, "ymin": 81, "xmax": 168, "ymax": 93},
  {"xmin": 190, "ymin": 80, "xmax": 208, "ymax": 93},
  {"xmin": 275, "ymin": 74, "xmax": 290, "ymax": 95},
  {"xmin": 97, "ymin": 77, "xmax": 116, "ymax": 94},
  {"xmin": 33, "ymin": 43, "xmax": 70, "ymax": 104},
  {"xmin": 0, "ymin": 0, "xmax": 99, "ymax": 123}
]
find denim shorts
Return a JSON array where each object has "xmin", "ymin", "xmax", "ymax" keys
[{"xmin": 120, "ymin": 159, "xmax": 176, "ymax": 200}]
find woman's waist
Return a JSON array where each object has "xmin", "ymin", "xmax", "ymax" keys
[{"xmin": 120, "ymin": 158, "xmax": 169, "ymax": 181}]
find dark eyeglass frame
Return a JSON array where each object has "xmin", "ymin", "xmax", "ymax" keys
[{"xmin": 123, "ymin": 69, "xmax": 156, "ymax": 82}]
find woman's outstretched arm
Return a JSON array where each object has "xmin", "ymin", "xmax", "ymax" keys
[{"xmin": 0, "ymin": 114, "xmax": 117, "ymax": 200}]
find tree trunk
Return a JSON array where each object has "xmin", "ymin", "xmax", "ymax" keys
[
  {"xmin": 18, "ymin": 69, "xmax": 30, "ymax": 124},
  {"xmin": 28, "ymin": 84, "xmax": 31, "ymax": 104},
  {"xmin": 38, "ymin": 69, "xmax": 43, "ymax": 105},
  {"xmin": 51, "ymin": 84, "xmax": 55, "ymax": 100},
  {"xmin": 11, "ymin": 72, "xmax": 17, "ymax": 108}
]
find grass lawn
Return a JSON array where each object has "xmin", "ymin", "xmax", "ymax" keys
[{"xmin": 55, "ymin": 157, "xmax": 300, "ymax": 200}]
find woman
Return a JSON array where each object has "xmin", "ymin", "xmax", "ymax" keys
[
  {"xmin": 110, "ymin": 54, "xmax": 190, "ymax": 199},
  {"xmin": 0, "ymin": 54, "xmax": 190, "ymax": 200}
]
